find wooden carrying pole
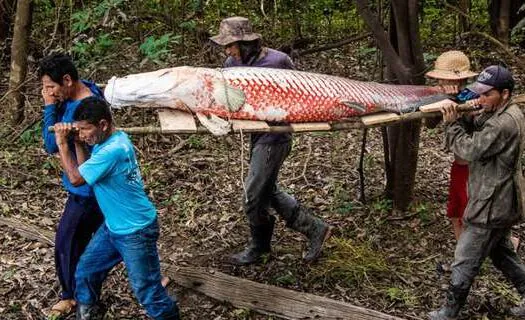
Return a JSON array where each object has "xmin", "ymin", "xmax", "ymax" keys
[
  {"xmin": 47, "ymin": 95, "xmax": 525, "ymax": 135},
  {"xmin": 46, "ymin": 104, "xmax": 471, "ymax": 134}
]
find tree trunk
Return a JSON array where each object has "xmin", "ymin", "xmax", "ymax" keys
[
  {"xmin": 356, "ymin": 0, "xmax": 425, "ymax": 210},
  {"xmin": 0, "ymin": 0, "xmax": 15, "ymax": 42},
  {"xmin": 498, "ymin": 0, "xmax": 511, "ymax": 45},
  {"xmin": 489, "ymin": 0, "xmax": 523, "ymax": 46},
  {"xmin": 458, "ymin": 0, "xmax": 470, "ymax": 33},
  {"xmin": 7, "ymin": 0, "xmax": 32, "ymax": 125}
]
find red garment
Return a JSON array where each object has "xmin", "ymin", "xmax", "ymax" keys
[{"xmin": 446, "ymin": 161, "xmax": 469, "ymax": 221}]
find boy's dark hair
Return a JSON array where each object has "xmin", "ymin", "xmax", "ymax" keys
[
  {"xmin": 74, "ymin": 97, "xmax": 113, "ymax": 126},
  {"xmin": 38, "ymin": 53, "xmax": 79, "ymax": 84}
]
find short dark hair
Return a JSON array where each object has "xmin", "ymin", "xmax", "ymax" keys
[
  {"xmin": 38, "ymin": 53, "xmax": 79, "ymax": 85},
  {"xmin": 74, "ymin": 97, "xmax": 113, "ymax": 126}
]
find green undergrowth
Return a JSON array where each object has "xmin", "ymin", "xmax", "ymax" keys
[
  {"xmin": 309, "ymin": 237, "xmax": 389, "ymax": 286},
  {"xmin": 382, "ymin": 286, "xmax": 418, "ymax": 306}
]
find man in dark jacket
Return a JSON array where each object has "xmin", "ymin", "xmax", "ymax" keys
[
  {"xmin": 210, "ymin": 16, "xmax": 332, "ymax": 265},
  {"xmin": 429, "ymin": 65, "xmax": 525, "ymax": 319}
]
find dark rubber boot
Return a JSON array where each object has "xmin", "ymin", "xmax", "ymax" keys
[
  {"xmin": 510, "ymin": 297, "xmax": 525, "ymax": 317},
  {"xmin": 76, "ymin": 304, "xmax": 104, "ymax": 320},
  {"xmin": 289, "ymin": 206, "xmax": 332, "ymax": 263},
  {"xmin": 428, "ymin": 286, "xmax": 467, "ymax": 320},
  {"xmin": 230, "ymin": 216, "xmax": 276, "ymax": 265}
]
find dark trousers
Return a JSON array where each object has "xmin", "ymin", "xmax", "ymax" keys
[
  {"xmin": 450, "ymin": 224, "xmax": 525, "ymax": 300},
  {"xmin": 55, "ymin": 193, "xmax": 103, "ymax": 300},
  {"xmin": 244, "ymin": 141, "xmax": 298, "ymax": 227}
]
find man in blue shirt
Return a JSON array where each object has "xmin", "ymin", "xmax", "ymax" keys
[
  {"xmin": 53, "ymin": 97, "xmax": 180, "ymax": 320},
  {"xmin": 39, "ymin": 53, "xmax": 104, "ymax": 318},
  {"xmin": 210, "ymin": 17, "xmax": 332, "ymax": 265}
]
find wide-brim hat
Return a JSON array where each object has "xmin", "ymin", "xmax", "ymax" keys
[
  {"xmin": 210, "ymin": 16, "xmax": 262, "ymax": 46},
  {"xmin": 426, "ymin": 50, "xmax": 478, "ymax": 80}
]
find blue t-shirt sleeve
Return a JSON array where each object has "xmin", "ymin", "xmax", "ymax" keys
[
  {"xmin": 42, "ymin": 104, "xmax": 59, "ymax": 154},
  {"xmin": 79, "ymin": 146, "xmax": 119, "ymax": 185}
]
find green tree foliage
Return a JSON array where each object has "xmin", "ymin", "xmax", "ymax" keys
[
  {"xmin": 139, "ymin": 33, "xmax": 181, "ymax": 64},
  {"xmin": 26, "ymin": 0, "xmax": 518, "ymax": 71}
]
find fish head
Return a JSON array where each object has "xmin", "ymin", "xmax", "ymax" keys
[{"xmin": 104, "ymin": 66, "xmax": 211, "ymax": 112}]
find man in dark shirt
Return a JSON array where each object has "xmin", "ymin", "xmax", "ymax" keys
[
  {"xmin": 429, "ymin": 66, "xmax": 525, "ymax": 319},
  {"xmin": 210, "ymin": 16, "xmax": 331, "ymax": 265}
]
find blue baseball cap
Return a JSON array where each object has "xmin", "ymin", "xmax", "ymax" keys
[{"xmin": 467, "ymin": 65, "xmax": 514, "ymax": 94}]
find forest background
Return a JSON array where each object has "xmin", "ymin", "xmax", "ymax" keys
[{"xmin": 1, "ymin": 0, "xmax": 525, "ymax": 319}]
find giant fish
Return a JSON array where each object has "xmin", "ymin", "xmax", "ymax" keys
[{"xmin": 104, "ymin": 66, "xmax": 448, "ymax": 135}]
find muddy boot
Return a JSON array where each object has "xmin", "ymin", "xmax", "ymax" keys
[
  {"xmin": 230, "ymin": 216, "xmax": 275, "ymax": 265},
  {"xmin": 76, "ymin": 304, "xmax": 104, "ymax": 320},
  {"xmin": 288, "ymin": 206, "xmax": 332, "ymax": 263},
  {"xmin": 428, "ymin": 287, "xmax": 467, "ymax": 320},
  {"xmin": 510, "ymin": 297, "xmax": 525, "ymax": 317}
]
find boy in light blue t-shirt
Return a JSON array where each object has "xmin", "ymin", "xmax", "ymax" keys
[{"xmin": 53, "ymin": 97, "xmax": 179, "ymax": 320}]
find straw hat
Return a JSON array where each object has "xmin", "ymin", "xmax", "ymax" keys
[
  {"xmin": 426, "ymin": 51, "xmax": 478, "ymax": 80},
  {"xmin": 210, "ymin": 17, "xmax": 262, "ymax": 46}
]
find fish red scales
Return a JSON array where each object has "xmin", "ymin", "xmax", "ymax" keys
[{"xmin": 106, "ymin": 66, "xmax": 450, "ymax": 132}]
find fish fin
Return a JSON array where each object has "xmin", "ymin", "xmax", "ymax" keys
[
  {"xmin": 212, "ymin": 80, "xmax": 245, "ymax": 112},
  {"xmin": 341, "ymin": 101, "xmax": 367, "ymax": 114},
  {"xmin": 196, "ymin": 112, "xmax": 231, "ymax": 136}
]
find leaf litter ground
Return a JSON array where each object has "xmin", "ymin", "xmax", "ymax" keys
[{"xmin": 1, "ymin": 49, "xmax": 525, "ymax": 320}]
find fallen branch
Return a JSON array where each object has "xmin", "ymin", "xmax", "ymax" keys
[
  {"xmin": 0, "ymin": 216, "xmax": 54, "ymax": 245},
  {"xmin": 163, "ymin": 264, "xmax": 405, "ymax": 320}
]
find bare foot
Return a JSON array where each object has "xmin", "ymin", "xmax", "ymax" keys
[
  {"xmin": 48, "ymin": 299, "xmax": 76, "ymax": 319},
  {"xmin": 512, "ymin": 236, "xmax": 520, "ymax": 252},
  {"xmin": 161, "ymin": 276, "xmax": 171, "ymax": 288}
]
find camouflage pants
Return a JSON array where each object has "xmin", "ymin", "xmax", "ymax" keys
[
  {"xmin": 243, "ymin": 141, "xmax": 298, "ymax": 227},
  {"xmin": 450, "ymin": 224, "xmax": 525, "ymax": 298}
]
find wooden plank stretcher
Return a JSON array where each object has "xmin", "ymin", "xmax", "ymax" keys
[
  {"xmin": 49, "ymin": 95, "xmax": 525, "ymax": 135},
  {"xmin": 149, "ymin": 95, "xmax": 524, "ymax": 134}
]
